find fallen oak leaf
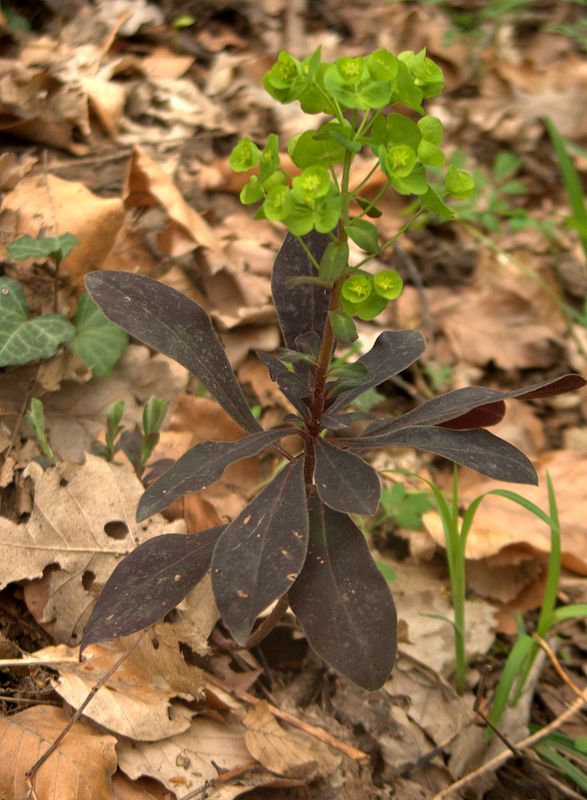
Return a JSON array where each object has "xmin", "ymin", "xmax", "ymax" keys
[
  {"xmin": 243, "ymin": 700, "xmax": 340, "ymax": 779},
  {"xmin": 0, "ymin": 705, "xmax": 117, "ymax": 800}
]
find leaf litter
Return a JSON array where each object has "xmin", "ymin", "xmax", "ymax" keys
[{"xmin": 1, "ymin": 0, "xmax": 587, "ymax": 798}]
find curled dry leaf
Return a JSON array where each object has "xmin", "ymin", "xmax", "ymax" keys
[
  {"xmin": 0, "ymin": 705, "xmax": 117, "ymax": 800},
  {"xmin": 123, "ymin": 146, "xmax": 223, "ymax": 261},
  {"xmin": 37, "ymin": 635, "xmax": 204, "ymax": 740},
  {"xmin": 243, "ymin": 700, "xmax": 341, "ymax": 779},
  {"xmin": 0, "ymin": 173, "xmax": 124, "ymax": 285}
]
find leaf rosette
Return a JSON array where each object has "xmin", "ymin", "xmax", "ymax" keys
[{"xmin": 81, "ymin": 235, "xmax": 585, "ymax": 690}]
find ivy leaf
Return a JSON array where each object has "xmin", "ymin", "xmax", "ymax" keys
[
  {"xmin": 212, "ymin": 459, "xmax": 308, "ymax": 645},
  {"xmin": 85, "ymin": 271, "xmax": 261, "ymax": 435},
  {"xmin": 314, "ymin": 438, "xmax": 380, "ymax": 515},
  {"xmin": 0, "ymin": 278, "xmax": 74, "ymax": 367},
  {"xmin": 6, "ymin": 233, "xmax": 79, "ymax": 263},
  {"xmin": 68, "ymin": 293, "xmax": 128, "ymax": 377},
  {"xmin": 80, "ymin": 527, "xmax": 223, "ymax": 652},
  {"xmin": 271, "ymin": 232, "xmax": 330, "ymax": 349},
  {"xmin": 289, "ymin": 497, "xmax": 397, "ymax": 690},
  {"xmin": 137, "ymin": 428, "xmax": 296, "ymax": 521}
]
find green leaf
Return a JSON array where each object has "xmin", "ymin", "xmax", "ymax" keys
[
  {"xmin": 0, "ymin": 276, "xmax": 28, "ymax": 317},
  {"xmin": 492, "ymin": 151, "xmax": 521, "ymax": 180},
  {"xmin": 289, "ymin": 126, "xmax": 346, "ymax": 168},
  {"xmin": 68, "ymin": 292, "xmax": 128, "ymax": 377},
  {"xmin": 418, "ymin": 115, "xmax": 443, "ymax": 146},
  {"xmin": 0, "ymin": 278, "xmax": 75, "ymax": 367},
  {"xmin": 345, "ymin": 219, "xmax": 379, "ymax": 253},
  {"xmin": 420, "ymin": 186, "xmax": 455, "ymax": 220},
  {"xmin": 445, "ymin": 165, "xmax": 476, "ymax": 199},
  {"xmin": 6, "ymin": 233, "xmax": 79, "ymax": 263},
  {"xmin": 143, "ymin": 396, "xmax": 168, "ymax": 436},
  {"xmin": 329, "ymin": 311, "xmax": 358, "ymax": 345},
  {"xmin": 319, "ymin": 241, "xmax": 349, "ymax": 282},
  {"xmin": 26, "ymin": 397, "xmax": 56, "ymax": 465}
]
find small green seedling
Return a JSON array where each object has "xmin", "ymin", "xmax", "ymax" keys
[
  {"xmin": 2, "ymin": 235, "xmax": 128, "ymax": 375},
  {"xmin": 92, "ymin": 397, "xmax": 168, "ymax": 478},
  {"xmin": 26, "ymin": 398, "xmax": 57, "ymax": 466},
  {"xmin": 92, "ymin": 400, "xmax": 125, "ymax": 462},
  {"xmin": 78, "ymin": 47, "xmax": 585, "ymax": 691}
]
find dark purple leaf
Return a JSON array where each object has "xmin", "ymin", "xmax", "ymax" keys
[
  {"xmin": 314, "ymin": 438, "xmax": 380, "ymax": 515},
  {"xmin": 212, "ymin": 459, "xmax": 308, "ymax": 645},
  {"xmin": 326, "ymin": 330, "xmax": 426, "ymax": 414},
  {"xmin": 320, "ymin": 412, "xmax": 373, "ymax": 431},
  {"xmin": 85, "ymin": 271, "xmax": 260, "ymax": 434},
  {"xmin": 345, "ymin": 427, "xmax": 538, "ymax": 484},
  {"xmin": 137, "ymin": 429, "xmax": 296, "ymax": 521},
  {"xmin": 256, "ymin": 352, "xmax": 311, "ymax": 417},
  {"xmin": 271, "ymin": 231, "xmax": 330, "ymax": 348},
  {"xmin": 295, "ymin": 331, "xmax": 322, "ymax": 358},
  {"xmin": 289, "ymin": 497, "xmax": 396, "ymax": 690},
  {"xmin": 80, "ymin": 527, "xmax": 223, "ymax": 653},
  {"xmin": 364, "ymin": 374, "xmax": 586, "ymax": 435}
]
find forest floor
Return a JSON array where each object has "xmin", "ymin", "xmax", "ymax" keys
[{"xmin": 1, "ymin": 1, "xmax": 587, "ymax": 799}]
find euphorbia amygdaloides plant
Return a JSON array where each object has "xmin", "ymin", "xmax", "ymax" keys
[
  {"xmin": 81, "ymin": 46, "xmax": 585, "ymax": 690},
  {"xmin": 81, "ymin": 238, "xmax": 584, "ymax": 690}
]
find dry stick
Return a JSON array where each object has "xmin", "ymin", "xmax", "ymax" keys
[
  {"xmin": 26, "ymin": 631, "xmax": 148, "ymax": 779},
  {"xmin": 533, "ymin": 633, "xmax": 586, "ymax": 700},
  {"xmin": 431, "ymin": 696, "xmax": 586, "ymax": 800},
  {"xmin": 203, "ymin": 670, "xmax": 368, "ymax": 762},
  {"xmin": 0, "ymin": 656, "xmax": 79, "ymax": 668},
  {"xmin": 179, "ymin": 760, "xmax": 260, "ymax": 800}
]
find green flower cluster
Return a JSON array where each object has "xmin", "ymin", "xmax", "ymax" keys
[
  {"xmin": 229, "ymin": 46, "xmax": 475, "ymax": 326},
  {"xmin": 341, "ymin": 270, "xmax": 404, "ymax": 321}
]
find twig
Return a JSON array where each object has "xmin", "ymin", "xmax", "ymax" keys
[
  {"xmin": 432, "ymin": 696, "xmax": 586, "ymax": 799},
  {"xmin": 203, "ymin": 669, "xmax": 368, "ymax": 762},
  {"xmin": 26, "ymin": 631, "xmax": 147, "ymax": 779},
  {"xmin": 533, "ymin": 634, "xmax": 586, "ymax": 701},
  {"xmin": 0, "ymin": 656, "xmax": 80, "ymax": 668},
  {"xmin": 179, "ymin": 760, "xmax": 259, "ymax": 800}
]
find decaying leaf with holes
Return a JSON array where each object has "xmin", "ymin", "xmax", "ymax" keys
[{"xmin": 0, "ymin": 455, "xmax": 184, "ymax": 644}]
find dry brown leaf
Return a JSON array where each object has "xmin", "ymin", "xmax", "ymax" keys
[
  {"xmin": 0, "ymin": 454, "xmax": 184, "ymax": 643},
  {"xmin": 423, "ymin": 450, "xmax": 587, "ymax": 575},
  {"xmin": 238, "ymin": 356, "xmax": 294, "ymax": 412},
  {"xmin": 117, "ymin": 717, "xmax": 251, "ymax": 792},
  {"xmin": 0, "ymin": 172, "xmax": 124, "ymax": 286},
  {"xmin": 37, "ymin": 634, "xmax": 205, "ymax": 740},
  {"xmin": 140, "ymin": 46, "xmax": 195, "ymax": 80},
  {"xmin": 243, "ymin": 700, "xmax": 340, "ymax": 779},
  {"xmin": 0, "ymin": 152, "xmax": 37, "ymax": 191},
  {"xmin": 429, "ymin": 285, "xmax": 564, "ymax": 370},
  {"xmin": 393, "ymin": 562, "xmax": 496, "ymax": 677},
  {"xmin": 386, "ymin": 656, "xmax": 471, "ymax": 746},
  {"xmin": 0, "ymin": 705, "xmax": 117, "ymax": 800},
  {"xmin": 111, "ymin": 772, "xmax": 169, "ymax": 800},
  {"xmin": 123, "ymin": 146, "xmax": 223, "ymax": 261}
]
